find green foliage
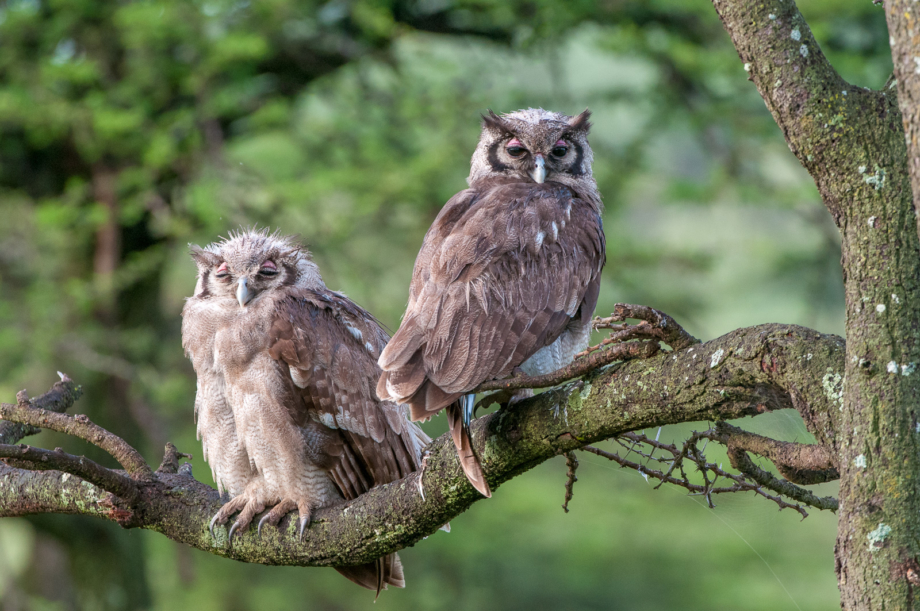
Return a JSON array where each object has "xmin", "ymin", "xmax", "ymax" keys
[{"xmin": 0, "ymin": 0, "xmax": 890, "ymax": 608}]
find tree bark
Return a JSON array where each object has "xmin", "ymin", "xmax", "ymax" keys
[{"xmin": 712, "ymin": 1, "xmax": 920, "ymax": 608}]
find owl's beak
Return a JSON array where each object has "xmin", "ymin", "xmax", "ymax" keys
[
  {"xmin": 532, "ymin": 154, "xmax": 546, "ymax": 184},
  {"xmin": 236, "ymin": 277, "xmax": 251, "ymax": 308}
]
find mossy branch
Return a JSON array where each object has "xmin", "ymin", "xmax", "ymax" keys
[{"xmin": 0, "ymin": 322, "xmax": 844, "ymax": 568}]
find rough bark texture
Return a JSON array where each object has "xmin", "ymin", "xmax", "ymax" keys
[
  {"xmin": 0, "ymin": 324, "xmax": 842, "ymax": 567},
  {"xmin": 712, "ymin": 1, "xmax": 920, "ymax": 609},
  {"xmin": 885, "ymin": 0, "xmax": 920, "ymax": 241}
]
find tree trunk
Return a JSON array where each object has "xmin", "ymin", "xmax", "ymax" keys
[{"xmin": 712, "ymin": 1, "xmax": 920, "ymax": 608}]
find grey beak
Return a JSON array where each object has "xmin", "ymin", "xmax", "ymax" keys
[
  {"xmin": 236, "ymin": 277, "xmax": 251, "ymax": 308},
  {"xmin": 532, "ymin": 154, "xmax": 546, "ymax": 184}
]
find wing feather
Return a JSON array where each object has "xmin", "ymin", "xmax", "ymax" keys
[{"xmin": 267, "ymin": 289, "xmax": 428, "ymax": 499}]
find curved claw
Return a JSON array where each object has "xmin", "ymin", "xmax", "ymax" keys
[
  {"xmin": 228, "ymin": 520, "xmax": 242, "ymax": 544},
  {"xmin": 257, "ymin": 513, "xmax": 272, "ymax": 538},
  {"xmin": 298, "ymin": 515, "xmax": 310, "ymax": 540},
  {"xmin": 208, "ymin": 513, "xmax": 222, "ymax": 539}
]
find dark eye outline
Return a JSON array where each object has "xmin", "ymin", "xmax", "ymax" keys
[
  {"xmin": 551, "ymin": 146, "xmax": 568, "ymax": 158},
  {"xmin": 258, "ymin": 267, "xmax": 278, "ymax": 277},
  {"xmin": 506, "ymin": 145, "xmax": 527, "ymax": 158},
  {"xmin": 214, "ymin": 263, "xmax": 231, "ymax": 281}
]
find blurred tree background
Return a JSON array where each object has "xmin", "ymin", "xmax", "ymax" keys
[{"xmin": 0, "ymin": 0, "xmax": 891, "ymax": 609}]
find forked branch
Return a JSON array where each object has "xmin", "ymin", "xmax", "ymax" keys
[{"xmin": 0, "ymin": 394, "xmax": 152, "ymax": 479}]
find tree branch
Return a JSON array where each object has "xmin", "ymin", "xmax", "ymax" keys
[
  {"xmin": 711, "ymin": 0, "xmax": 898, "ymax": 224},
  {"xmin": 713, "ymin": 421, "xmax": 838, "ymax": 485},
  {"xmin": 725, "ymin": 447, "xmax": 838, "ymax": 513},
  {"xmin": 0, "ymin": 400, "xmax": 152, "ymax": 480},
  {"xmin": 0, "ymin": 444, "xmax": 138, "ymax": 502},
  {"xmin": 0, "ymin": 322, "xmax": 844, "ymax": 568}
]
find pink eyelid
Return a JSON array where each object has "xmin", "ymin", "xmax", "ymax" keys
[
  {"xmin": 506, "ymin": 138, "xmax": 523, "ymax": 148},
  {"xmin": 262, "ymin": 260, "xmax": 277, "ymax": 270},
  {"xmin": 555, "ymin": 139, "xmax": 567, "ymax": 147},
  {"xmin": 216, "ymin": 262, "xmax": 228, "ymax": 274}
]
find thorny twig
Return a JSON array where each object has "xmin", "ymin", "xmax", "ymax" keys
[
  {"xmin": 475, "ymin": 303, "xmax": 697, "ymax": 395},
  {"xmin": 581, "ymin": 425, "xmax": 839, "ymax": 518},
  {"xmin": 562, "ymin": 451, "xmax": 579, "ymax": 513}
]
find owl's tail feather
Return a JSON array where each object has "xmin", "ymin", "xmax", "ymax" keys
[
  {"xmin": 447, "ymin": 400, "xmax": 492, "ymax": 498},
  {"xmin": 335, "ymin": 553, "xmax": 404, "ymax": 595}
]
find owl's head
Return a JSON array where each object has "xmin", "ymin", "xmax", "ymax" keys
[
  {"xmin": 188, "ymin": 228, "xmax": 323, "ymax": 308},
  {"xmin": 468, "ymin": 108, "xmax": 594, "ymax": 189}
]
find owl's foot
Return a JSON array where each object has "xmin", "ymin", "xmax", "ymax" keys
[
  {"xmin": 256, "ymin": 499, "xmax": 312, "ymax": 540},
  {"xmin": 208, "ymin": 494, "xmax": 266, "ymax": 544}
]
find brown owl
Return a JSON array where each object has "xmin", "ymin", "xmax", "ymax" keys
[
  {"xmin": 181, "ymin": 229, "xmax": 430, "ymax": 593},
  {"xmin": 377, "ymin": 108, "xmax": 606, "ymax": 498}
]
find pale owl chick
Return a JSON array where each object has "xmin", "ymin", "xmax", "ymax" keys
[
  {"xmin": 181, "ymin": 229, "xmax": 430, "ymax": 593},
  {"xmin": 377, "ymin": 109, "xmax": 606, "ymax": 498}
]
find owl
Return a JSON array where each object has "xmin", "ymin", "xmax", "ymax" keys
[
  {"xmin": 181, "ymin": 229, "xmax": 431, "ymax": 593},
  {"xmin": 377, "ymin": 108, "xmax": 606, "ymax": 498}
]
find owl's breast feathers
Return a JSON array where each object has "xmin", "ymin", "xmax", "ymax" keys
[
  {"xmin": 266, "ymin": 288, "xmax": 428, "ymax": 500},
  {"xmin": 378, "ymin": 178, "xmax": 606, "ymax": 420}
]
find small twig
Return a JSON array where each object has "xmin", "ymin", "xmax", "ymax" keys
[
  {"xmin": 562, "ymin": 451, "xmax": 579, "ymax": 513},
  {"xmin": 598, "ymin": 304, "xmax": 701, "ymax": 351},
  {"xmin": 581, "ymin": 425, "xmax": 837, "ymax": 517},
  {"xmin": 0, "ymin": 401, "xmax": 153, "ymax": 480},
  {"xmin": 157, "ymin": 442, "xmax": 194, "ymax": 474},
  {"xmin": 0, "ymin": 443, "xmax": 139, "ymax": 502},
  {"xmin": 474, "ymin": 340, "xmax": 658, "ymax": 393}
]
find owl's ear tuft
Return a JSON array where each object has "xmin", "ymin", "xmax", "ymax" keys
[
  {"xmin": 481, "ymin": 110, "xmax": 513, "ymax": 135},
  {"xmin": 566, "ymin": 109, "xmax": 592, "ymax": 133},
  {"xmin": 189, "ymin": 245, "xmax": 222, "ymax": 269}
]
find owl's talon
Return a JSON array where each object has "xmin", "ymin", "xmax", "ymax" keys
[
  {"xmin": 298, "ymin": 515, "xmax": 311, "ymax": 540},
  {"xmin": 228, "ymin": 520, "xmax": 242, "ymax": 544},
  {"xmin": 208, "ymin": 513, "xmax": 223, "ymax": 538},
  {"xmin": 257, "ymin": 514, "xmax": 270, "ymax": 537}
]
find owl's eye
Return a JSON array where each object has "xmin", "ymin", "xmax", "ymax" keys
[
  {"xmin": 551, "ymin": 140, "xmax": 568, "ymax": 157},
  {"xmin": 506, "ymin": 138, "xmax": 527, "ymax": 158},
  {"xmin": 259, "ymin": 260, "xmax": 278, "ymax": 276},
  {"xmin": 215, "ymin": 262, "xmax": 230, "ymax": 279}
]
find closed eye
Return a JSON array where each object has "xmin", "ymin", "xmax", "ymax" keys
[
  {"xmin": 215, "ymin": 262, "xmax": 230, "ymax": 280},
  {"xmin": 259, "ymin": 260, "xmax": 278, "ymax": 276}
]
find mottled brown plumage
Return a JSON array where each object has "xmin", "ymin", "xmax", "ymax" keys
[
  {"xmin": 182, "ymin": 229, "xmax": 430, "ymax": 593},
  {"xmin": 377, "ymin": 108, "xmax": 606, "ymax": 497}
]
